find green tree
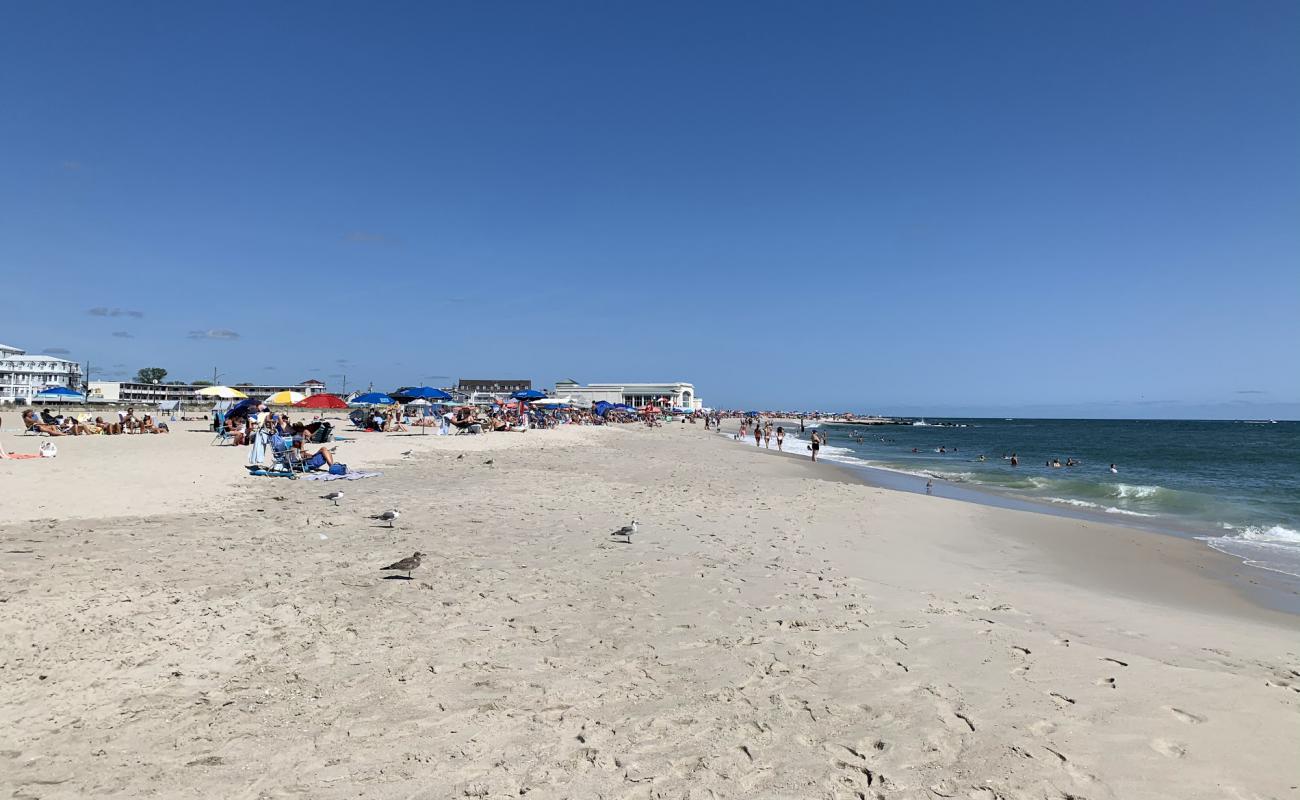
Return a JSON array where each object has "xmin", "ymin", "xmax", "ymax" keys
[
  {"xmin": 135, "ymin": 367, "xmax": 167, "ymax": 384},
  {"xmin": 191, "ymin": 380, "xmax": 214, "ymax": 387}
]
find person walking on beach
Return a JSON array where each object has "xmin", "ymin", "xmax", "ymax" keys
[
  {"xmin": 763, "ymin": 423, "xmax": 772, "ymax": 449},
  {"xmin": 754, "ymin": 422, "xmax": 763, "ymax": 447},
  {"xmin": 810, "ymin": 431, "xmax": 820, "ymax": 462},
  {"xmin": 776, "ymin": 426, "xmax": 785, "ymax": 451}
]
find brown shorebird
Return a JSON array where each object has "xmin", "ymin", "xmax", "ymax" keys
[{"xmin": 381, "ymin": 551, "xmax": 423, "ymax": 579}]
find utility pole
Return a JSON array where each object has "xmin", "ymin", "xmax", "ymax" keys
[{"xmin": 341, "ymin": 374, "xmax": 347, "ymax": 395}]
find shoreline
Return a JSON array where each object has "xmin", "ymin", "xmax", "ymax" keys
[{"xmin": 716, "ymin": 418, "xmax": 1300, "ymax": 619}]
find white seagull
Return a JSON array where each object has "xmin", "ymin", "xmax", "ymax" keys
[
  {"xmin": 370, "ymin": 509, "xmax": 401, "ymax": 527},
  {"xmin": 610, "ymin": 520, "xmax": 638, "ymax": 543},
  {"xmin": 322, "ymin": 490, "xmax": 344, "ymax": 506}
]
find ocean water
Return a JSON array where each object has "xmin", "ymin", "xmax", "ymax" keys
[{"xmin": 780, "ymin": 418, "xmax": 1300, "ymax": 578}]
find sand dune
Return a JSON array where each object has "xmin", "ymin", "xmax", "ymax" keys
[{"xmin": 1, "ymin": 422, "xmax": 1296, "ymax": 798}]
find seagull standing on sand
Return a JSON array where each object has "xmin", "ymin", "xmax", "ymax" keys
[
  {"xmin": 610, "ymin": 520, "xmax": 638, "ymax": 543},
  {"xmin": 381, "ymin": 551, "xmax": 423, "ymax": 579},
  {"xmin": 370, "ymin": 509, "xmax": 400, "ymax": 527},
  {"xmin": 322, "ymin": 490, "xmax": 344, "ymax": 506},
  {"xmin": 401, "ymin": 450, "xmax": 413, "ymax": 457}
]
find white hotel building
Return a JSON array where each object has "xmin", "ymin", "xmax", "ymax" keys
[
  {"xmin": 553, "ymin": 379, "xmax": 703, "ymax": 411},
  {"xmin": 0, "ymin": 343, "xmax": 84, "ymax": 403}
]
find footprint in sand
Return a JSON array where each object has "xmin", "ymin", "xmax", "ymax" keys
[
  {"xmin": 1168, "ymin": 707, "xmax": 1206, "ymax": 724},
  {"xmin": 1150, "ymin": 738, "xmax": 1186, "ymax": 758},
  {"xmin": 1048, "ymin": 691, "xmax": 1076, "ymax": 707},
  {"xmin": 1028, "ymin": 720, "xmax": 1057, "ymax": 737}
]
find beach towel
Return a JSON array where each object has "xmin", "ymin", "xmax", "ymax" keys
[
  {"xmin": 248, "ymin": 429, "xmax": 269, "ymax": 466},
  {"xmin": 246, "ymin": 468, "xmax": 297, "ymax": 479},
  {"xmin": 300, "ymin": 470, "xmax": 383, "ymax": 482},
  {"xmin": 0, "ymin": 444, "xmax": 42, "ymax": 460}
]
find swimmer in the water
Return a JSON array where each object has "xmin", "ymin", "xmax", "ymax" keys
[
  {"xmin": 1109, "ymin": 463, "xmax": 1118, "ymax": 474},
  {"xmin": 1010, "ymin": 454, "xmax": 1019, "ymax": 467}
]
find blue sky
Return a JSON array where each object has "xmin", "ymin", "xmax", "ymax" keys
[{"xmin": 3, "ymin": 1, "xmax": 1297, "ymax": 417}]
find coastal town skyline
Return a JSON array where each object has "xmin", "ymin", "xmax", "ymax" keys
[{"xmin": 4, "ymin": 2, "xmax": 1297, "ymax": 416}]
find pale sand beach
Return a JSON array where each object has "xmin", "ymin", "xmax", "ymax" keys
[{"xmin": 2, "ymin": 421, "xmax": 1297, "ymax": 799}]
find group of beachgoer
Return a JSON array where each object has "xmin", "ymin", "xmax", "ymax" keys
[
  {"xmin": 735, "ymin": 418, "xmax": 787, "ymax": 452},
  {"xmin": 18, "ymin": 407, "xmax": 168, "ymax": 436}
]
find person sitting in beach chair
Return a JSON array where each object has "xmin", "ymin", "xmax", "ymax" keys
[
  {"xmin": 449, "ymin": 406, "xmax": 482, "ymax": 432},
  {"xmin": 303, "ymin": 420, "xmax": 333, "ymax": 443},
  {"xmin": 268, "ymin": 430, "xmax": 305, "ymax": 474},
  {"xmin": 119, "ymin": 407, "xmax": 142, "ymax": 434},
  {"xmin": 140, "ymin": 415, "xmax": 169, "ymax": 434},
  {"xmin": 23, "ymin": 410, "xmax": 64, "ymax": 436},
  {"xmin": 289, "ymin": 423, "xmax": 335, "ymax": 470}
]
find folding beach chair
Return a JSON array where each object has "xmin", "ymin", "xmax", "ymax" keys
[
  {"xmin": 211, "ymin": 411, "xmax": 231, "ymax": 445},
  {"xmin": 269, "ymin": 434, "xmax": 306, "ymax": 477}
]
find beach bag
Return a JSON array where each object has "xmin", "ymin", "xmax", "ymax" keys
[
  {"xmin": 39, "ymin": 442, "xmax": 58, "ymax": 458},
  {"xmin": 328, "ymin": 462, "xmax": 348, "ymax": 475}
]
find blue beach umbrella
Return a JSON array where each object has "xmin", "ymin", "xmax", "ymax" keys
[
  {"xmin": 351, "ymin": 392, "xmax": 395, "ymax": 406},
  {"xmin": 34, "ymin": 386, "xmax": 86, "ymax": 402},
  {"xmin": 512, "ymin": 389, "xmax": 546, "ymax": 400},
  {"xmin": 396, "ymin": 386, "xmax": 453, "ymax": 401}
]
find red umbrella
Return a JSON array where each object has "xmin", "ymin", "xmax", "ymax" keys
[
  {"xmin": 642, "ymin": 406, "xmax": 662, "ymax": 414},
  {"xmin": 294, "ymin": 393, "xmax": 348, "ymax": 409}
]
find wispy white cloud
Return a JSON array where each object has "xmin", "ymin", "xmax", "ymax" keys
[
  {"xmin": 187, "ymin": 329, "xmax": 240, "ymax": 341},
  {"xmin": 88, "ymin": 307, "xmax": 145, "ymax": 319},
  {"xmin": 1234, "ymin": 389, "xmax": 1267, "ymax": 395}
]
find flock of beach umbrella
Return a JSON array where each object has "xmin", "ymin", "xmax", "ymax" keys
[{"xmin": 316, "ymin": 471, "xmax": 637, "ymax": 582}]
